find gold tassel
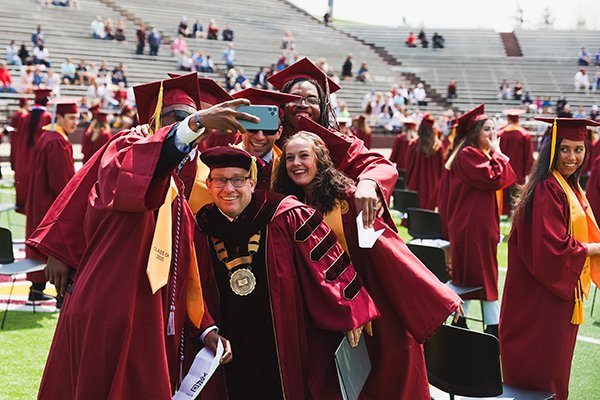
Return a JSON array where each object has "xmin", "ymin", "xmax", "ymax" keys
[
  {"xmin": 571, "ymin": 280, "xmax": 584, "ymax": 325},
  {"xmin": 249, "ymin": 156, "xmax": 258, "ymax": 182},
  {"xmin": 548, "ymin": 118, "xmax": 557, "ymax": 173},
  {"xmin": 149, "ymin": 81, "xmax": 164, "ymax": 134}
]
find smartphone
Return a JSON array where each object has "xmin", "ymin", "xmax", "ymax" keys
[{"xmin": 236, "ymin": 105, "xmax": 279, "ymax": 131}]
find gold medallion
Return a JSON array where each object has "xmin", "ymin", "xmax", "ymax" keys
[
  {"xmin": 339, "ymin": 200, "xmax": 349, "ymax": 215},
  {"xmin": 229, "ymin": 268, "xmax": 257, "ymax": 296}
]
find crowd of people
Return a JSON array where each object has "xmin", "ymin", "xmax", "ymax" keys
[
  {"xmin": 406, "ymin": 29, "xmax": 445, "ymax": 49},
  {"xmin": 89, "ymin": 15, "xmax": 126, "ymax": 41}
]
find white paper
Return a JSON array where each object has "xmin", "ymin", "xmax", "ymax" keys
[
  {"xmin": 356, "ymin": 211, "xmax": 384, "ymax": 248},
  {"xmin": 173, "ymin": 339, "xmax": 224, "ymax": 400}
]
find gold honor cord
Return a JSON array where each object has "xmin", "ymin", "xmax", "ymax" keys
[{"xmin": 211, "ymin": 233, "xmax": 261, "ymax": 296}]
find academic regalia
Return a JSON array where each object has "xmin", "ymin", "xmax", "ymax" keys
[
  {"xmin": 81, "ymin": 113, "xmax": 113, "ymax": 164},
  {"xmin": 35, "ymin": 125, "xmax": 213, "ymax": 400},
  {"xmin": 351, "ymin": 126, "xmax": 371, "ymax": 149},
  {"xmin": 405, "ymin": 138, "xmax": 445, "ymax": 210},
  {"xmin": 196, "ymin": 128, "xmax": 241, "ymax": 152},
  {"xmin": 586, "ymin": 147, "xmax": 600, "ymax": 221},
  {"xmin": 389, "ymin": 132, "xmax": 410, "ymax": 171},
  {"xmin": 444, "ymin": 147, "xmax": 515, "ymax": 300},
  {"xmin": 332, "ymin": 189, "xmax": 460, "ymax": 399},
  {"xmin": 195, "ymin": 191, "xmax": 379, "ymax": 400},
  {"xmin": 9, "ymin": 107, "xmax": 28, "ymax": 172}
]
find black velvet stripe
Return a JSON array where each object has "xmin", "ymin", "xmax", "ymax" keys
[
  {"xmin": 310, "ymin": 230, "xmax": 337, "ymax": 261},
  {"xmin": 343, "ymin": 274, "xmax": 364, "ymax": 300},
  {"xmin": 294, "ymin": 211, "xmax": 323, "ymax": 242},
  {"xmin": 325, "ymin": 252, "xmax": 351, "ymax": 282}
]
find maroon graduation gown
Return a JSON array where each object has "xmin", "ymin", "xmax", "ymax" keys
[
  {"xmin": 405, "ymin": 138, "xmax": 445, "ymax": 210},
  {"xmin": 586, "ymin": 147, "xmax": 600, "ymax": 222},
  {"xmin": 9, "ymin": 109, "xmax": 28, "ymax": 171},
  {"xmin": 444, "ymin": 147, "xmax": 515, "ymax": 300},
  {"xmin": 35, "ymin": 126, "xmax": 214, "ymax": 400},
  {"xmin": 14, "ymin": 108, "xmax": 51, "ymax": 212},
  {"xmin": 389, "ymin": 133, "xmax": 409, "ymax": 171},
  {"xmin": 81, "ymin": 126, "xmax": 112, "ymax": 164},
  {"xmin": 337, "ymin": 189, "xmax": 460, "ymax": 399},
  {"xmin": 25, "ymin": 128, "xmax": 75, "ymax": 283},
  {"xmin": 351, "ymin": 127, "xmax": 371, "ymax": 149},
  {"xmin": 195, "ymin": 193, "xmax": 380, "ymax": 400},
  {"xmin": 498, "ymin": 125, "xmax": 534, "ymax": 214},
  {"xmin": 500, "ymin": 177, "xmax": 587, "ymax": 400}
]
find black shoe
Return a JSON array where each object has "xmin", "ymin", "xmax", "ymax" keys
[
  {"xmin": 27, "ymin": 283, "xmax": 54, "ymax": 303},
  {"xmin": 451, "ymin": 316, "xmax": 468, "ymax": 329},
  {"xmin": 484, "ymin": 324, "xmax": 499, "ymax": 338}
]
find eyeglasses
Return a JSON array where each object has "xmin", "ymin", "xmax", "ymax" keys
[
  {"xmin": 247, "ymin": 128, "xmax": 280, "ymax": 136},
  {"xmin": 208, "ymin": 176, "xmax": 250, "ymax": 188},
  {"xmin": 289, "ymin": 96, "xmax": 320, "ymax": 106},
  {"xmin": 160, "ymin": 109, "xmax": 192, "ymax": 122}
]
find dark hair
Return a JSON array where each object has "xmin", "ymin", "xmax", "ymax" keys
[
  {"xmin": 281, "ymin": 78, "xmax": 337, "ymax": 132},
  {"xmin": 272, "ymin": 132, "xmax": 355, "ymax": 214},
  {"xmin": 416, "ymin": 123, "xmax": 439, "ymax": 157},
  {"xmin": 445, "ymin": 118, "xmax": 488, "ymax": 170},
  {"xmin": 28, "ymin": 98, "xmax": 49, "ymax": 146},
  {"xmin": 512, "ymin": 138, "xmax": 587, "ymax": 221}
]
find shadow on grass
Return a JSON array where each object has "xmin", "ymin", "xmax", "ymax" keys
[{"xmin": 0, "ymin": 310, "xmax": 58, "ymax": 332}]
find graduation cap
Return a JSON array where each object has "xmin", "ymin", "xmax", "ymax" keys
[
  {"xmin": 267, "ymin": 57, "xmax": 341, "ymax": 94},
  {"xmin": 167, "ymin": 73, "xmax": 233, "ymax": 106},
  {"xmin": 535, "ymin": 117, "xmax": 600, "ymax": 171},
  {"xmin": 456, "ymin": 104, "xmax": 486, "ymax": 142},
  {"xmin": 401, "ymin": 117, "xmax": 417, "ymax": 128},
  {"xmin": 420, "ymin": 113, "xmax": 435, "ymax": 129},
  {"xmin": 48, "ymin": 97, "xmax": 80, "ymax": 115},
  {"xmin": 200, "ymin": 146, "xmax": 258, "ymax": 181},
  {"xmin": 33, "ymin": 88, "xmax": 52, "ymax": 103},
  {"xmin": 133, "ymin": 72, "xmax": 201, "ymax": 131},
  {"xmin": 89, "ymin": 104, "xmax": 101, "ymax": 116},
  {"xmin": 231, "ymin": 87, "xmax": 301, "ymax": 118},
  {"xmin": 503, "ymin": 108, "xmax": 525, "ymax": 123},
  {"xmin": 95, "ymin": 111, "xmax": 109, "ymax": 124}
]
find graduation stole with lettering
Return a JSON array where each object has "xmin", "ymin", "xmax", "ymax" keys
[
  {"xmin": 146, "ymin": 178, "xmax": 205, "ymax": 329},
  {"xmin": 552, "ymin": 170, "xmax": 600, "ymax": 325}
]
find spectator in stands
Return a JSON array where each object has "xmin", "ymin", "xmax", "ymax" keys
[
  {"xmin": 90, "ymin": 16, "xmax": 106, "ymax": 39},
  {"xmin": 542, "ymin": 96, "xmax": 553, "ymax": 114},
  {"xmin": 46, "ymin": 67, "xmax": 61, "ymax": 95},
  {"xmin": 192, "ymin": 50, "xmax": 206, "ymax": 72},
  {"xmin": 591, "ymin": 105, "xmax": 599, "ymax": 121},
  {"xmin": 148, "ymin": 29, "xmax": 161, "ymax": 56},
  {"xmin": 31, "ymin": 25, "xmax": 45, "ymax": 46},
  {"xmin": 578, "ymin": 47, "xmax": 591, "ymax": 66},
  {"xmin": 235, "ymin": 68, "xmax": 249, "ymax": 87},
  {"xmin": 86, "ymin": 78, "xmax": 115, "ymax": 108},
  {"xmin": 447, "ymin": 79, "xmax": 457, "ymax": 99},
  {"xmin": 513, "ymin": 80, "xmax": 523, "ymax": 100},
  {"xmin": 171, "ymin": 34, "xmax": 188, "ymax": 56},
  {"xmin": 341, "ymin": 53, "xmax": 353, "ymax": 80},
  {"xmin": 432, "ymin": 32, "xmax": 445, "ymax": 49},
  {"xmin": 32, "ymin": 42, "xmax": 50, "ymax": 67},
  {"xmin": 32, "ymin": 65, "xmax": 44, "ymax": 88},
  {"xmin": 0, "ymin": 62, "xmax": 17, "ymax": 93},
  {"xmin": 177, "ymin": 16, "xmax": 191, "ymax": 38},
  {"xmin": 574, "ymin": 105, "xmax": 587, "ymax": 118},
  {"xmin": 558, "ymin": 103, "xmax": 573, "ymax": 118},
  {"xmin": 19, "ymin": 67, "xmax": 34, "ymax": 94},
  {"xmin": 6, "ymin": 40, "xmax": 22, "ymax": 66},
  {"xmin": 323, "ymin": 9, "xmax": 331, "ymax": 26},
  {"xmin": 574, "ymin": 68, "xmax": 590, "ymax": 92},
  {"xmin": 593, "ymin": 67, "xmax": 600, "ymax": 91},
  {"xmin": 223, "ymin": 43, "xmax": 236, "ymax": 69},
  {"xmin": 406, "ymin": 32, "xmax": 417, "ymax": 48},
  {"xmin": 521, "ymin": 91, "xmax": 532, "ymax": 106},
  {"xmin": 135, "ymin": 23, "xmax": 146, "ymax": 55},
  {"xmin": 75, "ymin": 59, "xmax": 88, "ymax": 85},
  {"xmin": 104, "ymin": 18, "xmax": 115, "ymax": 40},
  {"xmin": 498, "ymin": 79, "xmax": 510, "ymax": 100},
  {"xmin": 111, "ymin": 63, "xmax": 128, "ymax": 87},
  {"xmin": 18, "ymin": 43, "xmax": 31, "ymax": 66},
  {"xmin": 253, "ymin": 67, "xmax": 268, "ymax": 89},
  {"xmin": 96, "ymin": 61, "xmax": 111, "ymax": 85},
  {"xmin": 356, "ymin": 62, "xmax": 370, "ymax": 82},
  {"xmin": 226, "ymin": 67, "xmax": 238, "ymax": 90},
  {"xmin": 222, "ymin": 24, "xmax": 234, "ymax": 41},
  {"xmin": 275, "ymin": 53, "xmax": 288, "ymax": 71},
  {"xmin": 337, "ymin": 99, "xmax": 350, "ymax": 118},
  {"xmin": 115, "ymin": 19, "xmax": 126, "ymax": 42},
  {"xmin": 281, "ymin": 31, "xmax": 295, "ymax": 50},
  {"xmin": 418, "ymin": 29, "xmax": 429, "ymax": 48},
  {"xmin": 207, "ymin": 18, "xmax": 219, "ymax": 40},
  {"xmin": 205, "ymin": 55, "xmax": 215, "ymax": 73},
  {"xmin": 556, "ymin": 95, "xmax": 567, "ymax": 114},
  {"xmin": 414, "ymin": 82, "xmax": 427, "ymax": 106},
  {"xmin": 193, "ymin": 18, "xmax": 204, "ymax": 38}
]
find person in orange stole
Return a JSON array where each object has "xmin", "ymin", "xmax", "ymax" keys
[
  {"xmin": 29, "ymin": 73, "xmax": 258, "ymax": 399},
  {"xmin": 195, "ymin": 146, "xmax": 379, "ymax": 400},
  {"xmin": 25, "ymin": 98, "xmax": 78, "ymax": 302},
  {"xmin": 500, "ymin": 118, "xmax": 600, "ymax": 400},
  {"xmin": 81, "ymin": 111, "xmax": 113, "ymax": 164},
  {"xmin": 498, "ymin": 108, "xmax": 534, "ymax": 215},
  {"xmin": 13, "ymin": 88, "xmax": 52, "ymax": 213},
  {"xmin": 389, "ymin": 118, "xmax": 417, "ymax": 173},
  {"xmin": 273, "ymin": 131, "xmax": 462, "ymax": 399},
  {"xmin": 442, "ymin": 104, "xmax": 515, "ymax": 336},
  {"xmin": 405, "ymin": 113, "xmax": 445, "ymax": 210}
]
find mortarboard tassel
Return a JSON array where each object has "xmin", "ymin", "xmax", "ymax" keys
[
  {"xmin": 571, "ymin": 280, "xmax": 584, "ymax": 325},
  {"xmin": 149, "ymin": 80, "xmax": 164, "ymax": 134},
  {"xmin": 548, "ymin": 117, "xmax": 558, "ymax": 172}
]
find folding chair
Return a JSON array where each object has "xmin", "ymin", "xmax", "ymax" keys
[
  {"xmin": 0, "ymin": 227, "xmax": 47, "ymax": 329},
  {"xmin": 424, "ymin": 325, "xmax": 554, "ymax": 400},
  {"xmin": 406, "ymin": 208, "xmax": 444, "ymax": 240},
  {"xmin": 392, "ymin": 189, "xmax": 419, "ymax": 219},
  {"xmin": 395, "ymin": 170, "xmax": 406, "ymax": 189}
]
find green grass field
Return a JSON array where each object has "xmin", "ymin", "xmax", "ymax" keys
[{"xmin": 0, "ymin": 193, "xmax": 599, "ymax": 398}]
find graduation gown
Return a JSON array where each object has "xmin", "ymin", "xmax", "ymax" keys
[
  {"xmin": 25, "ymin": 126, "xmax": 75, "ymax": 283},
  {"xmin": 444, "ymin": 147, "xmax": 515, "ymax": 300},
  {"xmin": 14, "ymin": 108, "xmax": 51, "ymax": 212},
  {"xmin": 335, "ymin": 189, "xmax": 460, "ymax": 399},
  {"xmin": 195, "ymin": 192, "xmax": 380, "ymax": 400},
  {"xmin": 35, "ymin": 125, "xmax": 214, "ymax": 400},
  {"xmin": 351, "ymin": 127, "xmax": 371, "ymax": 149},
  {"xmin": 498, "ymin": 125, "xmax": 534, "ymax": 214},
  {"xmin": 500, "ymin": 177, "xmax": 587, "ymax": 400},
  {"xmin": 81, "ymin": 126, "xmax": 112, "ymax": 164},
  {"xmin": 405, "ymin": 139, "xmax": 445, "ymax": 210},
  {"xmin": 389, "ymin": 133, "xmax": 409, "ymax": 171},
  {"xmin": 586, "ymin": 149, "xmax": 600, "ymax": 222},
  {"xmin": 9, "ymin": 109, "xmax": 28, "ymax": 171}
]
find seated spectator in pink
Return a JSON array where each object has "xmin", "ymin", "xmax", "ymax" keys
[
  {"xmin": 171, "ymin": 34, "xmax": 188, "ymax": 55},
  {"xmin": 406, "ymin": 32, "xmax": 416, "ymax": 48}
]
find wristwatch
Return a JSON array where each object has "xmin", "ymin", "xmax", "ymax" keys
[{"xmin": 194, "ymin": 113, "xmax": 204, "ymax": 132}]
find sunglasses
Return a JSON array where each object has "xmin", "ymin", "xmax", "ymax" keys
[
  {"xmin": 161, "ymin": 109, "xmax": 192, "ymax": 122},
  {"xmin": 246, "ymin": 128, "xmax": 280, "ymax": 136}
]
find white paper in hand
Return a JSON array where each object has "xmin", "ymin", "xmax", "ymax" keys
[
  {"xmin": 356, "ymin": 211, "xmax": 384, "ymax": 248},
  {"xmin": 173, "ymin": 339, "xmax": 224, "ymax": 400}
]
